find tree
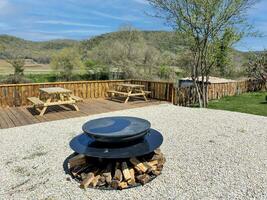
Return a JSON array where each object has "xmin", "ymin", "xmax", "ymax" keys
[
  {"xmin": 84, "ymin": 60, "xmax": 110, "ymax": 80},
  {"xmin": 148, "ymin": 0, "xmax": 257, "ymax": 107},
  {"xmin": 87, "ymin": 26, "xmax": 160, "ymax": 79},
  {"xmin": 246, "ymin": 52, "xmax": 267, "ymax": 90},
  {"xmin": 158, "ymin": 65, "xmax": 171, "ymax": 79},
  {"xmin": 1, "ymin": 56, "xmax": 31, "ymax": 84},
  {"xmin": 51, "ymin": 48, "xmax": 81, "ymax": 81},
  {"xmin": 6, "ymin": 58, "xmax": 25, "ymax": 75},
  {"xmin": 214, "ymin": 28, "xmax": 240, "ymax": 77}
]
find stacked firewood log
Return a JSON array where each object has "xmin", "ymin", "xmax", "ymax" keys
[{"xmin": 68, "ymin": 149, "xmax": 165, "ymax": 190}]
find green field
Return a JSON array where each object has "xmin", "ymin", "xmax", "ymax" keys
[{"xmin": 208, "ymin": 92, "xmax": 267, "ymax": 117}]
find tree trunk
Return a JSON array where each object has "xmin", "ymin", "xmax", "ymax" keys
[{"xmin": 193, "ymin": 79, "xmax": 203, "ymax": 108}]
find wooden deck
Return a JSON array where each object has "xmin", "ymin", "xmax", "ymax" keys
[{"xmin": 0, "ymin": 99, "xmax": 164, "ymax": 129}]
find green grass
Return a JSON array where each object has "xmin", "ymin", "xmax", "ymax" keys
[{"xmin": 208, "ymin": 92, "xmax": 267, "ymax": 117}]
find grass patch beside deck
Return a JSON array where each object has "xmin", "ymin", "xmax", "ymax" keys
[{"xmin": 208, "ymin": 92, "xmax": 267, "ymax": 117}]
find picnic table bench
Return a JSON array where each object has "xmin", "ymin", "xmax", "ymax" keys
[
  {"xmin": 107, "ymin": 83, "xmax": 151, "ymax": 103},
  {"xmin": 28, "ymin": 87, "xmax": 83, "ymax": 116}
]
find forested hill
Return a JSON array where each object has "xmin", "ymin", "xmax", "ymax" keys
[
  {"xmin": 80, "ymin": 31, "xmax": 186, "ymax": 53},
  {"xmin": 0, "ymin": 31, "xmax": 247, "ymax": 67},
  {"xmin": 0, "ymin": 34, "xmax": 79, "ymax": 63},
  {"xmin": 0, "ymin": 31, "xmax": 188, "ymax": 63}
]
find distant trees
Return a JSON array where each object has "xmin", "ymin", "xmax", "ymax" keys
[
  {"xmin": 85, "ymin": 26, "xmax": 177, "ymax": 80},
  {"xmin": 246, "ymin": 52, "xmax": 267, "ymax": 90},
  {"xmin": 158, "ymin": 65, "xmax": 171, "ymax": 79},
  {"xmin": 148, "ymin": 0, "xmax": 257, "ymax": 107},
  {"xmin": 84, "ymin": 60, "xmax": 109, "ymax": 80},
  {"xmin": 51, "ymin": 48, "xmax": 82, "ymax": 81}
]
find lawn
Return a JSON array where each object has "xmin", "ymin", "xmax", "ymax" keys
[{"xmin": 208, "ymin": 92, "xmax": 267, "ymax": 117}]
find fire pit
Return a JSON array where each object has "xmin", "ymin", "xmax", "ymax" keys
[{"xmin": 67, "ymin": 116, "xmax": 165, "ymax": 190}]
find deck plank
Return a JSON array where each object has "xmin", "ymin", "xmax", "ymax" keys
[
  {"xmin": 0, "ymin": 99, "xmax": 165, "ymax": 129},
  {"xmin": 0, "ymin": 109, "xmax": 16, "ymax": 128},
  {"xmin": 0, "ymin": 111, "xmax": 9, "ymax": 129}
]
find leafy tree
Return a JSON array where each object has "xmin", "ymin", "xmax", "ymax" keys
[
  {"xmin": 87, "ymin": 28, "xmax": 144, "ymax": 78},
  {"xmin": 158, "ymin": 65, "xmax": 171, "ymax": 79},
  {"xmin": 148, "ymin": 0, "xmax": 257, "ymax": 107},
  {"xmin": 214, "ymin": 28, "xmax": 241, "ymax": 77},
  {"xmin": 84, "ymin": 60, "xmax": 110, "ymax": 80},
  {"xmin": 246, "ymin": 52, "xmax": 267, "ymax": 90},
  {"xmin": 6, "ymin": 58, "xmax": 25, "ymax": 75},
  {"xmin": 51, "ymin": 48, "xmax": 82, "ymax": 81},
  {"xmin": 1, "ymin": 56, "xmax": 31, "ymax": 84}
]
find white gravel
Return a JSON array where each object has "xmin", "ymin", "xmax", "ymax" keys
[{"xmin": 0, "ymin": 104, "xmax": 267, "ymax": 200}]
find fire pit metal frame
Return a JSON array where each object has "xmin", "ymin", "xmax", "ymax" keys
[{"xmin": 67, "ymin": 116, "xmax": 165, "ymax": 190}]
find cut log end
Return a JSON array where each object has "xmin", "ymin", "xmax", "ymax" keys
[{"xmin": 69, "ymin": 150, "xmax": 165, "ymax": 190}]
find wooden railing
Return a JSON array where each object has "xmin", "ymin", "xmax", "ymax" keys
[
  {"xmin": 0, "ymin": 80, "xmax": 130, "ymax": 107},
  {"xmin": 0, "ymin": 79, "xmax": 264, "ymax": 107},
  {"xmin": 172, "ymin": 80, "xmax": 265, "ymax": 106},
  {"xmin": 0, "ymin": 79, "xmax": 174, "ymax": 107},
  {"xmin": 131, "ymin": 80, "xmax": 174, "ymax": 102}
]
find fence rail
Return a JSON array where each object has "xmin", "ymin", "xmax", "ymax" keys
[
  {"xmin": 0, "ymin": 79, "xmax": 264, "ymax": 107},
  {"xmin": 0, "ymin": 80, "xmax": 130, "ymax": 107},
  {"xmin": 131, "ymin": 80, "xmax": 174, "ymax": 102},
  {"xmin": 0, "ymin": 79, "xmax": 175, "ymax": 107},
  {"xmin": 173, "ymin": 80, "xmax": 265, "ymax": 106}
]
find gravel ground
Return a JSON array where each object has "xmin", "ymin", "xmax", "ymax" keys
[{"xmin": 0, "ymin": 103, "xmax": 267, "ymax": 200}]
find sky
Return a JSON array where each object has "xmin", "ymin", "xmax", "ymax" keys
[{"xmin": 0, "ymin": 0, "xmax": 266, "ymax": 52}]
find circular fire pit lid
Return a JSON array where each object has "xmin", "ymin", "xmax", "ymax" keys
[
  {"xmin": 69, "ymin": 129, "xmax": 163, "ymax": 158},
  {"xmin": 82, "ymin": 116, "xmax": 151, "ymax": 143}
]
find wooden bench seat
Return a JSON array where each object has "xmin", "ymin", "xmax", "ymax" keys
[
  {"xmin": 134, "ymin": 89, "xmax": 151, "ymax": 94},
  {"xmin": 143, "ymin": 91, "xmax": 151, "ymax": 94},
  {"xmin": 70, "ymin": 95, "xmax": 83, "ymax": 102},
  {"xmin": 108, "ymin": 90, "xmax": 151, "ymax": 96},
  {"xmin": 107, "ymin": 90, "xmax": 129, "ymax": 96},
  {"xmin": 107, "ymin": 84, "xmax": 150, "ymax": 103},
  {"xmin": 27, "ymin": 97, "xmax": 44, "ymax": 107}
]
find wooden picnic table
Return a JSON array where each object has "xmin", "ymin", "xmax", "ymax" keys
[
  {"xmin": 28, "ymin": 87, "xmax": 82, "ymax": 116},
  {"xmin": 107, "ymin": 83, "xmax": 151, "ymax": 103}
]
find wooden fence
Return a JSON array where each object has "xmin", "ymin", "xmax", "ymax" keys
[
  {"xmin": 173, "ymin": 80, "xmax": 265, "ymax": 106},
  {"xmin": 0, "ymin": 79, "xmax": 174, "ymax": 107},
  {"xmin": 0, "ymin": 79, "xmax": 264, "ymax": 107},
  {"xmin": 0, "ymin": 80, "xmax": 130, "ymax": 107},
  {"xmin": 131, "ymin": 80, "xmax": 174, "ymax": 102}
]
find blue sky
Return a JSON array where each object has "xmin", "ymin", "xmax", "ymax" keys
[{"xmin": 0, "ymin": 0, "xmax": 266, "ymax": 51}]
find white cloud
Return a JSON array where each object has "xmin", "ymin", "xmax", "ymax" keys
[
  {"xmin": 0, "ymin": 0, "xmax": 14, "ymax": 15},
  {"xmin": 133, "ymin": 0, "xmax": 149, "ymax": 5},
  {"xmin": 90, "ymin": 11, "xmax": 139, "ymax": 21},
  {"xmin": 36, "ymin": 20, "xmax": 109, "ymax": 28},
  {"xmin": 32, "ymin": 29, "xmax": 110, "ymax": 34}
]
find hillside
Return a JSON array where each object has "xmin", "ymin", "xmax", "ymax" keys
[
  {"xmin": 80, "ymin": 31, "xmax": 187, "ymax": 53},
  {"xmin": 0, "ymin": 31, "xmax": 249, "ymax": 78},
  {"xmin": 0, "ymin": 31, "xmax": 248, "ymax": 61},
  {"xmin": 0, "ymin": 35, "xmax": 79, "ymax": 63}
]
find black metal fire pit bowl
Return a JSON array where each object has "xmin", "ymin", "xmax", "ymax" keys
[
  {"xmin": 82, "ymin": 116, "xmax": 151, "ymax": 143},
  {"xmin": 70, "ymin": 128, "xmax": 163, "ymax": 159}
]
